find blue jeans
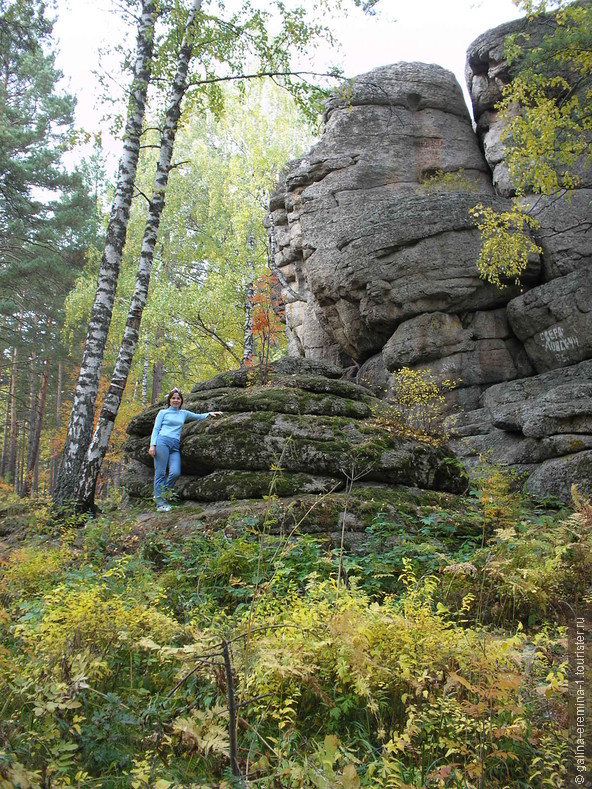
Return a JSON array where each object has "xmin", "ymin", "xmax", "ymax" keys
[{"xmin": 154, "ymin": 437, "xmax": 181, "ymax": 505}]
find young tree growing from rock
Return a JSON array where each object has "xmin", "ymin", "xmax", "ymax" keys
[
  {"xmin": 472, "ymin": 0, "xmax": 591, "ymax": 285},
  {"xmin": 248, "ymin": 272, "xmax": 286, "ymax": 383}
]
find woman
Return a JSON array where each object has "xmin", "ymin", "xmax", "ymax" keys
[{"xmin": 149, "ymin": 388, "xmax": 222, "ymax": 511}]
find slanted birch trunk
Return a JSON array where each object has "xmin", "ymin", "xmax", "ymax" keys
[
  {"xmin": 75, "ymin": 0, "xmax": 203, "ymax": 511},
  {"xmin": 53, "ymin": 0, "xmax": 158, "ymax": 510}
]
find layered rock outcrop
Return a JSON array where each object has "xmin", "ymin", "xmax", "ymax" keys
[
  {"xmin": 123, "ymin": 359, "xmax": 468, "ymax": 502},
  {"xmin": 266, "ymin": 11, "xmax": 591, "ymax": 501},
  {"xmin": 267, "ymin": 62, "xmax": 531, "ymax": 370},
  {"xmin": 460, "ymin": 11, "xmax": 591, "ymax": 498}
]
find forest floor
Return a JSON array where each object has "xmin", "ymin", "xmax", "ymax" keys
[{"xmin": 0, "ymin": 469, "xmax": 589, "ymax": 788}]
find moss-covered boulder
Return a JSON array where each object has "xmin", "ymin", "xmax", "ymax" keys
[
  {"xmin": 176, "ymin": 470, "xmax": 343, "ymax": 501},
  {"xmin": 123, "ymin": 359, "xmax": 468, "ymax": 501}
]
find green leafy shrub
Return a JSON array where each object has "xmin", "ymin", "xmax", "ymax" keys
[
  {"xmin": 0, "ymin": 479, "xmax": 581, "ymax": 787},
  {"xmin": 373, "ymin": 367, "xmax": 458, "ymax": 442}
]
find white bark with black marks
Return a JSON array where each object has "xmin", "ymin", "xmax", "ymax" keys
[
  {"xmin": 142, "ymin": 345, "xmax": 149, "ymax": 406},
  {"xmin": 242, "ymin": 244, "xmax": 255, "ymax": 366},
  {"xmin": 76, "ymin": 0, "xmax": 203, "ymax": 510},
  {"xmin": 53, "ymin": 0, "xmax": 158, "ymax": 509}
]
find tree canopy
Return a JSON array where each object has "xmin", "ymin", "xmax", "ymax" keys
[
  {"xmin": 0, "ymin": 0, "xmax": 93, "ymax": 318},
  {"xmin": 63, "ymin": 80, "xmax": 313, "ymax": 396},
  {"xmin": 503, "ymin": 0, "xmax": 591, "ymax": 195}
]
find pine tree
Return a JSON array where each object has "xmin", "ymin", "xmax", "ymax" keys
[{"xmin": 0, "ymin": 0, "xmax": 94, "ymax": 493}]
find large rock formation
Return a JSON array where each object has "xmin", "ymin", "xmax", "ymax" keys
[
  {"xmin": 267, "ymin": 62, "xmax": 535, "ymax": 369},
  {"xmin": 266, "ymin": 11, "xmax": 591, "ymax": 502},
  {"xmin": 123, "ymin": 358, "xmax": 468, "ymax": 502}
]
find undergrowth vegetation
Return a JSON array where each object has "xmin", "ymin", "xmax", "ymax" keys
[
  {"xmin": 0, "ymin": 468, "xmax": 588, "ymax": 788},
  {"xmin": 371, "ymin": 368, "xmax": 459, "ymax": 443}
]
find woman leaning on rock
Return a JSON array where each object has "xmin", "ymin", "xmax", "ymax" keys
[{"xmin": 149, "ymin": 387, "xmax": 222, "ymax": 511}]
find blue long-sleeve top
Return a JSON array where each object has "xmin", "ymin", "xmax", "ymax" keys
[{"xmin": 150, "ymin": 406, "xmax": 211, "ymax": 446}]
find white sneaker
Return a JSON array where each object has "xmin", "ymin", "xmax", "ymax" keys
[{"xmin": 156, "ymin": 503, "xmax": 171, "ymax": 512}]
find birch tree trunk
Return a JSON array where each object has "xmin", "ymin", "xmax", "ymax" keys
[
  {"xmin": 53, "ymin": 0, "xmax": 158, "ymax": 510},
  {"xmin": 242, "ymin": 278, "xmax": 255, "ymax": 366},
  {"xmin": 75, "ymin": 0, "xmax": 203, "ymax": 511},
  {"xmin": 242, "ymin": 246, "xmax": 255, "ymax": 366},
  {"xmin": 141, "ymin": 344, "xmax": 149, "ymax": 405}
]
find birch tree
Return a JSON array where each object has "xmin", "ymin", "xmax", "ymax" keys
[
  {"xmin": 58, "ymin": 0, "xmax": 371, "ymax": 511},
  {"xmin": 59, "ymin": 81, "xmax": 312, "ymax": 420},
  {"xmin": 75, "ymin": 0, "xmax": 203, "ymax": 509},
  {"xmin": 53, "ymin": 0, "xmax": 158, "ymax": 508}
]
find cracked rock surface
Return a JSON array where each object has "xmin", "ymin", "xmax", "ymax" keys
[
  {"xmin": 264, "ymin": 19, "xmax": 591, "ymax": 502},
  {"xmin": 123, "ymin": 359, "xmax": 468, "ymax": 503}
]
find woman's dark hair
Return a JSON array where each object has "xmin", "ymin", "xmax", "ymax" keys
[{"xmin": 166, "ymin": 388, "xmax": 184, "ymax": 407}]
